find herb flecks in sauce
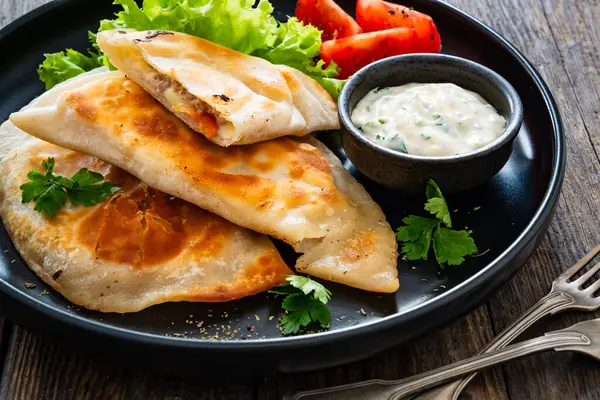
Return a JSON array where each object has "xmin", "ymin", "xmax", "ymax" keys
[{"xmin": 351, "ymin": 83, "xmax": 506, "ymax": 156}]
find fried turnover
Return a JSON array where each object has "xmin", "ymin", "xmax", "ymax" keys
[
  {"xmin": 97, "ymin": 29, "xmax": 339, "ymax": 146},
  {"xmin": 0, "ymin": 121, "xmax": 292, "ymax": 312},
  {"xmin": 10, "ymin": 72, "xmax": 399, "ymax": 292}
]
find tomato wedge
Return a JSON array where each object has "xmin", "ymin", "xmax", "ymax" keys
[
  {"xmin": 321, "ymin": 28, "xmax": 438, "ymax": 79},
  {"xmin": 356, "ymin": 0, "xmax": 441, "ymax": 51},
  {"xmin": 296, "ymin": 0, "xmax": 363, "ymax": 41}
]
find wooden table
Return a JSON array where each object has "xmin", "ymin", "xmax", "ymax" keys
[{"xmin": 2, "ymin": 0, "xmax": 600, "ymax": 399}]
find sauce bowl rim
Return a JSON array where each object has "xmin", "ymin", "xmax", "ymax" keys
[{"xmin": 338, "ymin": 53, "xmax": 524, "ymax": 164}]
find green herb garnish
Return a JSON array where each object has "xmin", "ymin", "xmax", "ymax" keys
[
  {"xmin": 37, "ymin": 32, "xmax": 111, "ymax": 90},
  {"xmin": 20, "ymin": 158, "xmax": 120, "ymax": 217},
  {"xmin": 269, "ymin": 276, "xmax": 331, "ymax": 335},
  {"xmin": 392, "ymin": 137, "xmax": 408, "ymax": 153},
  {"xmin": 424, "ymin": 180, "xmax": 452, "ymax": 228},
  {"xmin": 396, "ymin": 179, "xmax": 477, "ymax": 266}
]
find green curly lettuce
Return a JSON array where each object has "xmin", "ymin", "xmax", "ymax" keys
[
  {"xmin": 37, "ymin": 33, "xmax": 106, "ymax": 90},
  {"xmin": 38, "ymin": 0, "xmax": 343, "ymax": 98},
  {"xmin": 99, "ymin": 0, "xmax": 280, "ymax": 56}
]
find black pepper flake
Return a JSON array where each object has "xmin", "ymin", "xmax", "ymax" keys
[
  {"xmin": 118, "ymin": 30, "xmax": 127, "ymax": 34},
  {"xmin": 145, "ymin": 30, "xmax": 174, "ymax": 40},
  {"xmin": 214, "ymin": 94, "xmax": 232, "ymax": 102},
  {"xmin": 247, "ymin": 324, "xmax": 253, "ymax": 331},
  {"xmin": 52, "ymin": 270, "xmax": 63, "ymax": 280},
  {"xmin": 24, "ymin": 282, "xmax": 36, "ymax": 289},
  {"xmin": 388, "ymin": 10, "xmax": 395, "ymax": 15}
]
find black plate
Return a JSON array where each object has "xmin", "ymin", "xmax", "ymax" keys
[{"xmin": 0, "ymin": 0, "xmax": 564, "ymax": 373}]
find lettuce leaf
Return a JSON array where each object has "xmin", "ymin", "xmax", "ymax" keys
[
  {"xmin": 313, "ymin": 77, "xmax": 347, "ymax": 99},
  {"xmin": 38, "ymin": 32, "xmax": 109, "ymax": 90},
  {"xmin": 100, "ymin": 0, "xmax": 279, "ymax": 56},
  {"xmin": 256, "ymin": 18, "xmax": 327, "ymax": 75},
  {"xmin": 38, "ymin": 0, "xmax": 344, "ymax": 98},
  {"xmin": 253, "ymin": 17, "xmax": 342, "ymax": 97}
]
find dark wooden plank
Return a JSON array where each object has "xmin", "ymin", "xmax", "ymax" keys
[
  {"xmin": 0, "ymin": 0, "xmax": 53, "ymax": 29},
  {"xmin": 445, "ymin": 0, "xmax": 600, "ymax": 399},
  {"xmin": 0, "ymin": 326, "xmax": 254, "ymax": 400},
  {"xmin": 257, "ymin": 305, "xmax": 508, "ymax": 400}
]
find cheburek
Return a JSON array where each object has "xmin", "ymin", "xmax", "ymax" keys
[
  {"xmin": 0, "ymin": 121, "xmax": 292, "ymax": 313},
  {"xmin": 10, "ymin": 71, "xmax": 399, "ymax": 292},
  {"xmin": 97, "ymin": 29, "xmax": 339, "ymax": 146}
]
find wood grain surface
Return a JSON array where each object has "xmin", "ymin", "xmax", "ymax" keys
[{"xmin": 1, "ymin": 0, "xmax": 599, "ymax": 399}]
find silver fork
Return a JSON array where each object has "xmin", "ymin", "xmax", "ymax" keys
[
  {"xmin": 410, "ymin": 243, "xmax": 600, "ymax": 400},
  {"xmin": 286, "ymin": 317, "xmax": 600, "ymax": 399},
  {"xmin": 287, "ymin": 243, "xmax": 600, "ymax": 400}
]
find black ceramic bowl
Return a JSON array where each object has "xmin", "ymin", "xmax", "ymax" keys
[{"xmin": 339, "ymin": 54, "xmax": 524, "ymax": 194}]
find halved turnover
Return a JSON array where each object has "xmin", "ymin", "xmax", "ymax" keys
[
  {"xmin": 96, "ymin": 29, "xmax": 340, "ymax": 146},
  {"xmin": 10, "ymin": 70, "xmax": 399, "ymax": 293},
  {"xmin": 0, "ymin": 121, "xmax": 292, "ymax": 313}
]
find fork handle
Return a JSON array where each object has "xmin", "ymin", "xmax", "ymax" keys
[
  {"xmin": 286, "ymin": 331, "xmax": 587, "ymax": 400},
  {"xmin": 410, "ymin": 291, "xmax": 576, "ymax": 400}
]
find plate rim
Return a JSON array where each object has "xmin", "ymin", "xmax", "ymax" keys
[{"xmin": 0, "ymin": 0, "xmax": 565, "ymax": 351}]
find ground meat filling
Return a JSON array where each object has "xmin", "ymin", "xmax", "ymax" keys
[{"xmin": 149, "ymin": 72, "xmax": 223, "ymax": 138}]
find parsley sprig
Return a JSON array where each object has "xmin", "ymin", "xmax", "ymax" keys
[
  {"xmin": 396, "ymin": 180, "xmax": 477, "ymax": 266},
  {"xmin": 269, "ymin": 276, "xmax": 332, "ymax": 335},
  {"xmin": 20, "ymin": 157, "xmax": 120, "ymax": 217}
]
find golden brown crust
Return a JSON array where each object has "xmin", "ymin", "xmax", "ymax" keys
[
  {"xmin": 97, "ymin": 29, "xmax": 339, "ymax": 146},
  {"xmin": 0, "ymin": 124, "xmax": 292, "ymax": 312},
  {"xmin": 10, "ymin": 72, "xmax": 399, "ymax": 293}
]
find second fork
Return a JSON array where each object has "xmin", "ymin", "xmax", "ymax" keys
[{"xmin": 411, "ymin": 243, "xmax": 600, "ymax": 400}]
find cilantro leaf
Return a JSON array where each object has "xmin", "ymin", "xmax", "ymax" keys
[
  {"xmin": 396, "ymin": 179, "xmax": 477, "ymax": 267},
  {"xmin": 20, "ymin": 158, "xmax": 120, "ymax": 217},
  {"xmin": 424, "ymin": 179, "xmax": 451, "ymax": 228},
  {"xmin": 279, "ymin": 298, "xmax": 314, "ymax": 335},
  {"xmin": 433, "ymin": 228, "xmax": 478, "ymax": 266},
  {"xmin": 20, "ymin": 174, "xmax": 51, "ymax": 203},
  {"xmin": 395, "ymin": 216, "xmax": 440, "ymax": 261},
  {"xmin": 286, "ymin": 275, "xmax": 331, "ymax": 304},
  {"xmin": 70, "ymin": 168, "xmax": 104, "ymax": 186},
  {"xmin": 279, "ymin": 294, "xmax": 331, "ymax": 335},
  {"xmin": 68, "ymin": 168, "xmax": 120, "ymax": 206},
  {"xmin": 68, "ymin": 183, "xmax": 121, "ymax": 206},
  {"xmin": 54, "ymin": 175, "xmax": 74, "ymax": 189},
  {"xmin": 25, "ymin": 168, "xmax": 46, "ymax": 182},
  {"xmin": 266, "ymin": 285, "xmax": 299, "ymax": 297},
  {"xmin": 309, "ymin": 302, "xmax": 332, "ymax": 326},
  {"xmin": 42, "ymin": 157, "xmax": 55, "ymax": 176},
  {"xmin": 269, "ymin": 275, "xmax": 332, "ymax": 335},
  {"xmin": 32, "ymin": 183, "xmax": 67, "ymax": 217}
]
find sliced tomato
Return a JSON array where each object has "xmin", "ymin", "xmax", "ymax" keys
[
  {"xmin": 296, "ymin": 0, "xmax": 363, "ymax": 41},
  {"xmin": 321, "ymin": 28, "xmax": 439, "ymax": 78},
  {"xmin": 356, "ymin": 0, "xmax": 441, "ymax": 52}
]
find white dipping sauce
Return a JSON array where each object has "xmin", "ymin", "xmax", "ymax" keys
[{"xmin": 351, "ymin": 83, "xmax": 506, "ymax": 156}]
